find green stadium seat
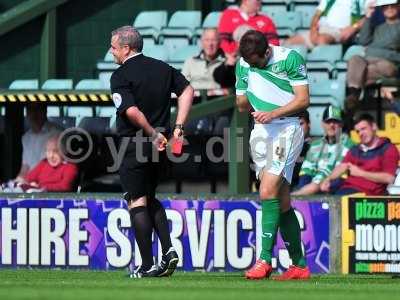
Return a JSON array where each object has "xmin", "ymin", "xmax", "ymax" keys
[
  {"xmin": 97, "ymin": 106, "xmax": 116, "ymax": 130},
  {"xmin": 334, "ymin": 45, "xmax": 365, "ymax": 78},
  {"xmin": 143, "ymin": 44, "xmax": 169, "ymax": 61},
  {"xmin": 66, "ymin": 107, "xmax": 94, "ymax": 126},
  {"xmin": 309, "ymin": 80, "xmax": 345, "ymax": 108},
  {"xmin": 160, "ymin": 11, "xmax": 202, "ymax": 40},
  {"xmin": 78, "ymin": 116, "xmax": 111, "ymax": 135},
  {"xmin": 98, "ymin": 72, "xmax": 112, "ymax": 90},
  {"xmin": 307, "ymin": 45, "xmax": 342, "ymax": 64},
  {"xmin": 271, "ymin": 11, "xmax": 302, "ymax": 31},
  {"xmin": 96, "ymin": 51, "xmax": 118, "ymax": 71},
  {"xmin": 310, "ymin": 96, "xmax": 339, "ymax": 106},
  {"xmin": 133, "ymin": 10, "xmax": 168, "ymax": 42},
  {"xmin": 261, "ymin": 4, "xmax": 288, "ymax": 18},
  {"xmin": 307, "ymin": 44, "xmax": 343, "ymax": 73},
  {"xmin": 195, "ymin": 11, "xmax": 221, "ymax": 37},
  {"xmin": 41, "ymin": 79, "xmax": 73, "ymax": 90},
  {"xmin": 9, "ymin": 79, "xmax": 38, "ymax": 90},
  {"xmin": 168, "ymin": 45, "xmax": 200, "ymax": 70},
  {"xmin": 307, "ymin": 71, "xmax": 329, "ymax": 83},
  {"xmin": 75, "ymin": 79, "xmax": 106, "ymax": 90},
  {"xmin": 277, "ymin": 28, "xmax": 294, "ymax": 39},
  {"xmin": 48, "ymin": 116, "xmax": 76, "ymax": 129},
  {"xmin": 47, "ymin": 106, "xmax": 61, "ymax": 117},
  {"xmin": 293, "ymin": 3, "xmax": 317, "ymax": 28}
]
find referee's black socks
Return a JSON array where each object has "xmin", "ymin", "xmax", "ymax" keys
[
  {"xmin": 130, "ymin": 206, "xmax": 154, "ymax": 270},
  {"xmin": 148, "ymin": 198, "xmax": 173, "ymax": 254}
]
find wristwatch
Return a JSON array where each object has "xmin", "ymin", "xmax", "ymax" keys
[{"xmin": 173, "ymin": 124, "xmax": 184, "ymax": 131}]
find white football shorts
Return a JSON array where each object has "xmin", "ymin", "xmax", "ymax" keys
[{"xmin": 249, "ymin": 118, "xmax": 304, "ymax": 184}]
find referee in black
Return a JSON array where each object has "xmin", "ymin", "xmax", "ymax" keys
[{"xmin": 109, "ymin": 26, "xmax": 193, "ymax": 278}]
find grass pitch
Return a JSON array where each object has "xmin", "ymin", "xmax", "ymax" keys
[{"xmin": 0, "ymin": 270, "xmax": 399, "ymax": 300}]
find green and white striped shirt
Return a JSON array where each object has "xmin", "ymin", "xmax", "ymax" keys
[
  {"xmin": 300, "ymin": 133, "xmax": 354, "ymax": 184},
  {"xmin": 235, "ymin": 46, "xmax": 308, "ymax": 112}
]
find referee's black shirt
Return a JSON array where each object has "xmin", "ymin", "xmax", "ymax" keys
[{"xmin": 110, "ymin": 53, "xmax": 189, "ymax": 137}]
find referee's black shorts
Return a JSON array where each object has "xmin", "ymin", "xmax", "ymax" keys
[{"xmin": 119, "ymin": 141, "xmax": 166, "ymax": 200}]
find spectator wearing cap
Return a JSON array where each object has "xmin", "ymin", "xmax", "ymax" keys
[
  {"xmin": 320, "ymin": 113, "xmax": 399, "ymax": 195},
  {"xmin": 292, "ymin": 106, "xmax": 354, "ymax": 196},
  {"xmin": 345, "ymin": 0, "xmax": 400, "ymax": 113}
]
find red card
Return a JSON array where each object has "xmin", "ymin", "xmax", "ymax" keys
[{"xmin": 171, "ymin": 138, "xmax": 183, "ymax": 155}]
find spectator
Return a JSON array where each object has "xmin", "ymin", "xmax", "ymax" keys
[
  {"xmin": 15, "ymin": 104, "xmax": 61, "ymax": 181},
  {"xmin": 218, "ymin": 0, "xmax": 279, "ymax": 55},
  {"xmin": 320, "ymin": 113, "xmax": 399, "ymax": 195},
  {"xmin": 292, "ymin": 106, "xmax": 354, "ymax": 196},
  {"xmin": 182, "ymin": 28, "xmax": 235, "ymax": 90},
  {"xmin": 345, "ymin": 0, "xmax": 400, "ymax": 113},
  {"xmin": 292, "ymin": 110, "xmax": 312, "ymax": 187},
  {"xmin": 22, "ymin": 135, "xmax": 78, "ymax": 192},
  {"xmin": 284, "ymin": 0, "xmax": 366, "ymax": 49}
]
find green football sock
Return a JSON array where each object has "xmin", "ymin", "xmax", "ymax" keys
[
  {"xmin": 279, "ymin": 207, "xmax": 306, "ymax": 268},
  {"xmin": 259, "ymin": 198, "xmax": 280, "ymax": 263}
]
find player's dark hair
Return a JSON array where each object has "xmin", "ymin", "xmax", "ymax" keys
[
  {"xmin": 239, "ymin": 30, "xmax": 269, "ymax": 61},
  {"xmin": 354, "ymin": 113, "xmax": 375, "ymax": 125}
]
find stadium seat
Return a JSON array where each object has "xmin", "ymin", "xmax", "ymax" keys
[
  {"xmin": 203, "ymin": 11, "xmax": 221, "ymax": 28},
  {"xmin": 66, "ymin": 106, "xmax": 94, "ymax": 125},
  {"xmin": 309, "ymin": 80, "xmax": 345, "ymax": 108},
  {"xmin": 334, "ymin": 45, "xmax": 365, "ymax": 78},
  {"xmin": 307, "ymin": 71, "xmax": 329, "ymax": 83},
  {"xmin": 96, "ymin": 51, "xmax": 118, "ymax": 71},
  {"xmin": 293, "ymin": 3, "xmax": 318, "ymax": 28},
  {"xmin": 261, "ymin": 4, "xmax": 288, "ymax": 18},
  {"xmin": 310, "ymin": 96, "xmax": 339, "ymax": 106},
  {"xmin": 307, "ymin": 104, "xmax": 329, "ymax": 136},
  {"xmin": 75, "ymin": 79, "xmax": 106, "ymax": 90},
  {"xmin": 41, "ymin": 79, "xmax": 73, "ymax": 90},
  {"xmin": 143, "ymin": 44, "xmax": 169, "ymax": 61},
  {"xmin": 133, "ymin": 10, "xmax": 168, "ymax": 42},
  {"xmin": 160, "ymin": 10, "xmax": 201, "ymax": 40},
  {"xmin": 98, "ymin": 72, "xmax": 112, "ymax": 90},
  {"xmin": 9, "ymin": 79, "xmax": 39, "ymax": 90},
  {"xmin": 97, "ymin": 106, "xmax": 116, "ymax": 130},
  {"xmin": 168, "ymin": 45, "xmax": 200, "ymax": 70},
  {"xmin": 48, "ymin": 116, "xmax": 76, "ymax": 129},
  {"xmin": 277, "ymin": 28, "xmax": 294, "ymax": 39},
  {"xmin": 307, "ymin": 45, "xmax": 342, "ymax": 64},
  {"xmin": 270, "ymin": 11, "xmax": 302, "ymax": 31},
  {"xmin": 161, "ymin": 37, "xmax": 191, "ymax": 56},
  {"xmin": 47, "ymin": 106, "xmax": 61, "ymax": 117},
  {"xmin": 286, "ymin": 44, "xmax": 307, "ymax": 59},
  {"xmin": 307, "ymin": 44, "xmax": 343, "ymax": 73},
  {"xmin": 78, "ymin": 116, "xmax": 111, "ymax": 135},
  {"xmin": 195, "ymin": 11, "xmax": 221, "ymax": 37}
]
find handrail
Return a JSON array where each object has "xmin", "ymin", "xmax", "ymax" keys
[{"xmin": 0, "ymin": 0, "xmax": 68, "ymax": 36}]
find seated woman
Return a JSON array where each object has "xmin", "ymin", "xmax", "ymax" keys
[{"xmin": 21, "ymin": 134, "xmax": 78, "ymax": 192}]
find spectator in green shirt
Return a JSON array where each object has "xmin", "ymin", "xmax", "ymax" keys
[{"xmin": 292, "ymin": 105, "xmax": 354, "ymax": 196}]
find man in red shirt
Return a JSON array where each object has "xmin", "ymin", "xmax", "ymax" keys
[
  {"xmin": 23, "ymin": 135, "xmax": 78, "ymax": 192},
  {"xmin": 218, "ymin": 0, "xmax": 279, "ymax": 55},
  {"xmin": 320, "ymin": 113, "xmax": 399, "ymax": 195}
]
